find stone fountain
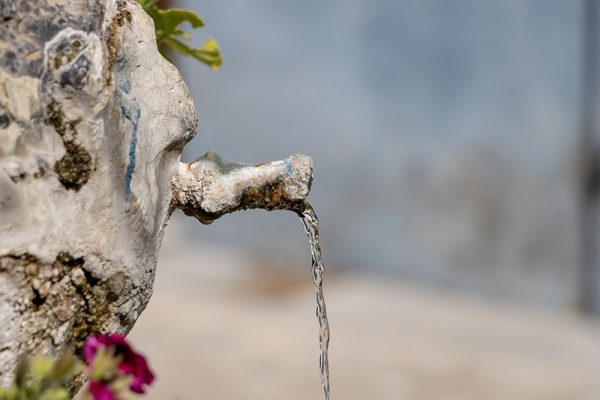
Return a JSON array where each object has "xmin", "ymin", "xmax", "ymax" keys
[{"xmin": 0, "ymin": 0, "xmax": 313, "ymax": 385}]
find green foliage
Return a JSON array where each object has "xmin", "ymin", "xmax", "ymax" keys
[
  {"xmin": 136, "ymin": 0, "xmax": 222, "ymax": 69},
  {"xmin": 0, "ymin": 335, "xmax": 154, "ymax": 400},
  {"xmin": 87, "ymin": 348, "xmax": 121, "ymax": 382},
  {"xmin": 85, "ymin": 347, "xmax": 135, "ymax": 400},
  {"xmin": 0, "ymin": 349, "xmax": 134, "ymax": 400},
  {"xmin": 0, "ymin": 350, "xmax": 82, "ymax": 400}
]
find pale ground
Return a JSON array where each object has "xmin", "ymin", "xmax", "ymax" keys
[{"xmin": 130, "ymin": 222, "xmax": 600, "ymax": 400}]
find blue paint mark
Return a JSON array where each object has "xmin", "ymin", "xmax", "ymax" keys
[
  {"xmin": 115, "ymin": 64, "xmax": 140, "ymax": 203},
  {"xmin": 121, "ymin": 101, "xmax": 140, "ymax": 203},
  {"xmin": 115, "ymin": 69, "xmax": 131, "ymax": 94},
  {"xmin": 284, "ymin": 157, "xmax": 293, "ymax": 176}
]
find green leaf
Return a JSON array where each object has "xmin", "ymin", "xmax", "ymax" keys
[
  {"xmin": 135, "ymin": 0, "xmax": 221, "ymax": 69},
  {"xmin": 110, "ymin": 376, "xmax": 133, "ymax": 392},
  {"xmin": 14, "ymin": 357, "xmax": 29, "ymax": 388},
  {"xmin": 173, "ymin": 29, "xmax": 192, "ymax": 40},
  {"xmin": 40, "ymin": 388, "xmax": 70, "ymax": 400},
  {"xmin": 162, "ymin": 37, "xmax": 222, "ymax": 69},
  {"xmin": 0, "ymin": 386, "xmax": 18, "ymax": 400},
  {"xmin": 136, "ymin": 0, "xmax": 157, "ymax": 10},
  {"xmin": 89, "ymin": 348, "xmax": 122, "ymax": 381},
  {"xmin": 50, "ymin": 348, "xmax": 81, "ymax": 382},
  {"xmin": 153, "ymin": 8, "xmax": 204, "ymax": 41},
  {"xmin": 31, "ymin": 356, "xmax": 54, "ymax": 379}
]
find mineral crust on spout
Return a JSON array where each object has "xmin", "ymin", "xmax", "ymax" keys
[{"xmin": 172, "ymin": 152, "xmax": 313, "ymax": 224}]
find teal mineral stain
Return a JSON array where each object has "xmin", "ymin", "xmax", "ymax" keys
[
  {"xmin": 115, "ymin": 65, "xmax": 140, "ymax": 203},
  {"xmin": 121, "ymin": 101, "xmax": 140, "ymax": 203},
  {"xmin": 284, "ymin": 157, "xmax": 293, "ymax": 176}
]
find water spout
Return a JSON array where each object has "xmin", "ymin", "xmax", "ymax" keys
[
  {"xmin": 172, "ymin": 152, "xmax": 331, "ymax": 399},
  {"xmin": 171, "ymin": 152, "xmax": 313, "ymax": 223}
]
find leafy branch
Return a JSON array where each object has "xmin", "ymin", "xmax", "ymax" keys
[
  {"xmin": 0, "ymin": 349, "xmax": 82, "ymax": 400},
  {"xmin": 135, "ymin": 0, "xmax": 222, "ymax": 69},
  {"xmin": 0, "ymin": 334, "xmax": 155, "ymax": 400}
]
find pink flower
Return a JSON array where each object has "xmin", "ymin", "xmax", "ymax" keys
[
  {"xmin": 84, "ymin": 334, "xmax": 155, "ymax": 395},
  {"xmin": 88, "ymin": 380, "xmax": 117, "ymax": 400}
]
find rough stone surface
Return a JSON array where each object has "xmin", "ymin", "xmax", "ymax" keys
[
  {"xmin": 172, "ymin": 152, "xmax": 313, "ymax": 224},
  {"xmin": 0, "ymin": 0, "xmax": 197, "ymax": 385}
]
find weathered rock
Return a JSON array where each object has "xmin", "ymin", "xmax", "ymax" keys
[
  {"xmin": 172, "ymin": 152, "xmax": 313, "ymax": 224},
  {"xmin": 0, "ymin": 0, "xmax": 197, "ymax": 384},
  {"xmin": 0, "ymin": 0, "xmax": 315, "ymax": 388}
]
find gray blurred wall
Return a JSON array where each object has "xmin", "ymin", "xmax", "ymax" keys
[{"xmin": 175, "ymin": 0, "xmax": 584, "ymax": 308}]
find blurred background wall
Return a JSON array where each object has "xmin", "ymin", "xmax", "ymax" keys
[
  {"xmin": 173, "ymin": 0, "xmax": 590, "ymax": 309},
  {"xmin": 131, "ymin": 2, "xmax": 600, "ymax": 398}
]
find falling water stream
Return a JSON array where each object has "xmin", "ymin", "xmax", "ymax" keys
[{"xmin": 297, "ymin": 202, "xmax": 331, "ymax": 400}]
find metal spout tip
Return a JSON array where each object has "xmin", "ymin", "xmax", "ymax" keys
[{"xmin": 171, "ymin": 152, "xmax": 313, "ymax": 224}]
